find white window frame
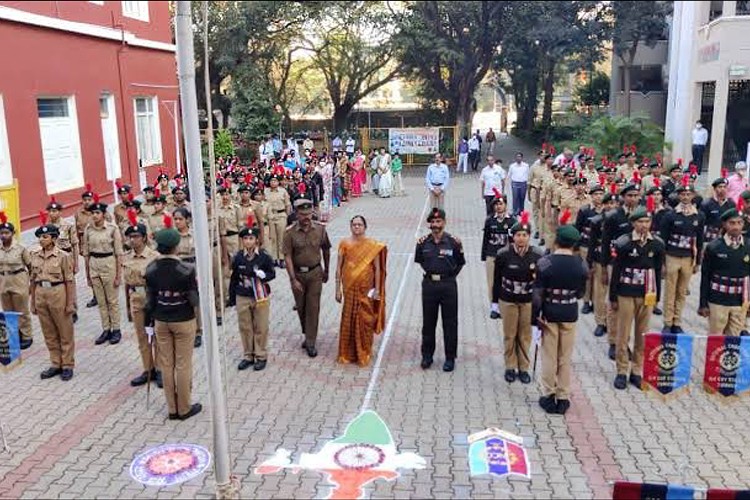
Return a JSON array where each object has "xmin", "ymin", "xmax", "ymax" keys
[
  {"xmin": 0, "ymin": 95, "xmax": 12, "ymax": 187},
  {"xmin": 122, "ymin": 1, "xmax": 149, "ymax": 22},
  {"xmin": 37, "ymin": 96, "xmax": 85, "ymax": 194},
  {"xmin": 133, "ymin": 96, "xmax": 163, "ymax": 167}
]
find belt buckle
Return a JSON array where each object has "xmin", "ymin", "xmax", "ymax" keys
[
  {"xmin": 41, "ymin": 281, "xmax": 51, "ymax": 288},
  {"xmin": 300, "ymin": 266, "xmax": 309, "ymax": 273},
  {"xmin": 430, "ymin": 274, "xmax": 441, "ymax": 282}
]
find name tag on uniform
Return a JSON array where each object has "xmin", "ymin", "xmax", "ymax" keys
[
  {"xmin": 40, "ymin": 281, "xmax": 52, "ymax": 288},
  {"xmin": 439, "ymin": 249, "xmax": 453, "ymax": 257},
  {"xmin": 430, "ymin": 274, "xmax": 441, "ymax": 281},
  {"xmin": 299, "ymin": 266, "xmax": 310, "ymax": 272}
]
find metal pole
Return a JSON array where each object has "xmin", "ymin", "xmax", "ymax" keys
[
  {"xmin": 174, "ymin": 2, "xmax": 236, "ymax": 498},
  {"xmin": 174, "ymin": 101, "xmax": 182, "ymax": 174}
]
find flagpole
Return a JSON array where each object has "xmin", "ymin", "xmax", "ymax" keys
[{"xmin": 175, "ymin": 2, "xmax": 237, "ymax": 498}]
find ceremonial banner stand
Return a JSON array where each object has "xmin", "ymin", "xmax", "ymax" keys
[{"xmin": 0, "ymin": 311, "xmax": 23, "ymax": 454}]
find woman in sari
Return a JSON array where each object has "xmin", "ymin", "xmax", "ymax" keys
[
  {"xmin": 335, "ymin": 215, "xmax": 387, "ymax": 366},
  {"xmin": 350, "ymin": 150, "xmax": 364, "ymax": 198},
  {"xmin": 318, "ymin": 157, "xmax": 333, "ymax": 222}
]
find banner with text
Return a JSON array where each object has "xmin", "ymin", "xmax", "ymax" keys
[
  {"xmin": 642, "ymin": 333, "xmax": 693, "ymax": 396},
  {"xmin": 388, "ymin": 128, "xmax": 440, "ymax": 155},
  {"xmin": 704, "ymin": 335, "xmax": 750, "ymax": 397},
  {"xmin": 0, "ymin": 311, "xmax": 22, "ymax": 372}
]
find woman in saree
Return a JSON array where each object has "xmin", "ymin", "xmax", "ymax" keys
[
  {"xmin": 335, "ymin": 215, "xmax": 387, "ymax": 366},
  {"xmin": 350, "ymin": 150, "xmax": 365, "ymax": 198}
]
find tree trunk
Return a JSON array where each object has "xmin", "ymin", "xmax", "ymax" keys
[
  {"xmin": 332, "ymin": 104, "xmax": 354, "ymax": 133},
  {"xmin": 455, "ymin": 88, "xmax": 475, "ymax": 141},
  {"xmin": 541, "ymin": 59, "xmax": 556, "ymax": 131},
  {"xmin": 622, "ymin": 62, "xmax": 632, "ymax": 117},
  {"xmin": 519, "ymin": 78, "xmax": 539, "ymax": 132}
]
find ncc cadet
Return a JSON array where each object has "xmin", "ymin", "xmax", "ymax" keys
[
  {"xmin": 140, "ymin": 186, "xmax": 157, "ymax": 216},
  {"xmin": 532, "ymin": 212, "xmax": 588, "ymax": 415},
  {"xmin": 170, "ymin": 184, "xmax": 191, "ymax": 212},
  {"xmin": 601, "ymin": 183, "xmax": 641, "ymax": 359},
  {"xmin": 217, "ymin": 181, "xmax": 240, "ymax": 300},
  {"xmin": 700, "ymin": 176, "xmax": 735, "ymax": 245},
  {"xmin": 662, "ymin": 163, "xmax": 683, "ymax": 206},
  {"xmin": 75, "ymin": 184, "xmax": 98, "ymax": 308},
  {"xmin": 229, "ymin": 215, "xmax": 276, "ymax": 372},
  {"xmin": 235, "ymin": 181, "xmax": 263, "ymax": 243},
  {"xmin": 30, "ymin": 216, "xmax": 76, "ymax": 381},
  {"xmin": 492, "ymin": 212, "xmax": 542, "ymax": 384},
  {"xmin": 642, "ymin": 160, "xmax": 668, "ymax": 193},
  {"xmin": 587, "ymin": 191, "xmax": 618, "ymax": 338},
  {"xmin": 283, "ymin": 190, "xmax": 331, "ymax": 358},
  {"xmin": 121, "ymin": 209, "xmax": 162, "ymax": 387},
  {"xmin": 415, "ymin": 208, "xmax": 466, "ymax": 372},
  {"xmin": 147, "ymin": 189, "xmax": 168, "ymax": 238},
  {"xmin": 0, "ymin": 212, "xmax": 32, "ymax": 349},
  {"xmin": 609, "ymin": 205, "xmax": 665, "ymax": 390},
  {"xmin": 83, "ymin": 196, "xmax": 124, "ymax": 345},
  {"xmin": 46, "ymin": 198, "xmax": 80, "ymax": 322},
  {"xmin": 480, "ymin": 191, "xmax": 515, "ymax": 319},
  {"xmin": 251, "ymin": 187, "xmax": 269, "ymax": 247},
  {"xmin": 528, "ymin": 150, "xmax": 548, "ymax": 240},
  {"xmin": 741, "ymin": 191, "xmax": 750, "ymax": 238},
  {"xmin": 113, "ymin": 181, "xmax": 131, "ymax": 227},
  {"xmin": 552, "ymin": 168, "xmax": 577, "ymax": 229},
  {"xmin": 144, "ymin": 221, "xmax": 202, "ymax": 421},
  {"xmin": 267, "ymin": 173, "xmax": 292, "ymax": 267},
  {"xmin": 576, "ymin": 182, "xmax": 604, "ymax": 315},
  {"xmin": 155, "ymin": 171, "xmax": 172, "ymax": 205},
  {"xmin": 699, "ymin": 205, "xmax": 750, "ymax": 336},
  {"xmin": 540, "ymin": 164, "xmax": 562, "ymax": 246},
  {"xmin": 659, "ymin": 175, "xmax": 705, "ymax": 334}
]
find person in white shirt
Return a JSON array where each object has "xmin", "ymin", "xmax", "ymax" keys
[
  {"xmin": 480, "ymin": 155, "xmax": 507, "ymax": 215},
  {"xmin": 468, "ymin": 134, "xmax": 481, "ymax": 171},
  {"xmin": 425, "ymin": 153, "xmax": 450, "ymax": 209},
  {"xmin": 692, "ymin": 121, "xmax": 709, "ymax": 175},
  {"xmin": 332, "ymin": 135, "xmax": 343, "ymax": 152},
  {"xmin": 259, "ymin": 135, "xmax": 273, "ymax": 166},
  {"xmin": 345, "ymin": 136, "xmax": 356, "ymax": 158},
  {"xmin": 508, "ymin": 152, "xmax": 530, "ymax": 215}
]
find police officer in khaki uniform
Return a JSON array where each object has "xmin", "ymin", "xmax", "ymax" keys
[
  {"xmin": 145, "ymin": 223, "xmax": 202, "ymax": 420},
  {"xmin": 121, "ymin": 210, "xmax": 162, "ymax": 387},
  {"xmin": 0, "ymin": 213, "xmax": 32, "ymax": 349},
  {"xmin": 30, "ymin": 219, "xmax": 76, "ymax": 380},
  {"xmin": 267, "ymin": 174, "xmax": 292, "ymax": 267},
  {"xmin": 283, "ymin": 192, "xmax": 331, "ymax": 358},
  {"xmin": 83, "ymin": 197, "xmax": 124, "ymax": 345}
]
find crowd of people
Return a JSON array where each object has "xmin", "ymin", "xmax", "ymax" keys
[{"xmin": 0, "ymin": 134, "xmax": 399, "ymax": 420}]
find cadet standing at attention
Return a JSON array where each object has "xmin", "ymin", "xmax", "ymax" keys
[
  {"xmin": 481, "ymin": 191, "xmax": 515, "ymax": 319},
  {"xmin": 30, "ymin": 215, "xmax": 76, "ymax": 380},
  {"xmin": 83, "ymin": 195, "xmax": 123, "ymax": 346},
  {"xmin": 47, "ymin": 198, "xmax": 80, "ymax": 322},
  {"xmin": 415, "ymin": 208, "xmax": 466, "ymax": 373},
  {"xmin": 121, "ymin": 209, "xmax": 162, "ymax": 388},
  {"xmin": 283, "ymin": 191, "xmax": 331, "ymax": 358},
  {"xmin": 0, "ymin": 212, "xmax": 32, "ymax": 349},
  {"xmin": 266, "ymin": 173, "xmax": 292, "ymax": 267},
  {"xmin": 533, "ymin": 211, "xmax": 588, "ymax": 415},
  {"xmin": 75, "ymin": 184, "xmax": 98, "ymax": 308}
]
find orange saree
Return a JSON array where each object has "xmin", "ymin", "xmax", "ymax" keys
[{"xmin": 337, "ymin": 238, "xmax": 387, "ymax": 366}]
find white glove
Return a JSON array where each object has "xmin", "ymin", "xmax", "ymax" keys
[
  {"xmin": 367, "ymin": 288, "xmax": 377, "ymax": 299},
  {"xmin": 254, "ymin": 267, "xmax": 267, "ymax": 280},
  {"xmin": 145, "ymin": 326, "xmax": 154, "ymax": 343}
]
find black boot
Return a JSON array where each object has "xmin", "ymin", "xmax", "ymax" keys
[
  {"xmin": 539, "ymin": 394, "xmax": 557, "ymax": 414},
  {"xmin": 629, "ymin": 373, "xmax": 643, "ymax": 390},
  {"xmin": 593, "ymin": 325, "xmax": 606, "ymax": 337},
  {"xmin": 154, "ymin": 369, "xmax": 163, "ymax": 389},
  {"xmin": 130, "ymin": 371, "xmax": 150, "ymax": 387},
  {"xmin": 504, "ymin": 369, "xmax": 517, "ymax": 383},
  {"xmin": 20, "ymin": 337, "xmax": 33, "ymax": 350},
  {"xmin": 581, "ymin": 302, "xmax": 593, "ymax": 314},
  {"xmin": 614, "ymin": 374, "xmax": 627, "ymax": 390},
  {"xmin": 194, "ymin": 335, "xmax": 202, "ymax": 348},
  {"xmin": 178, "ymin": 403, "xmax": 203, "ymax": 420},
  {"xmin": 40, "ymin": 367, "xmax": 62, "ymax": 379},
  {"xmin": 72, "ymin": 312, "xmax": 79, "ymax": 324},
  {"xmin": 608, "ymin": 344, "xmax": 616, "ymax": 360},
  {"xmin": 254, "ymin": 359, "xmax": 267, "ymax": 371},
  {"xmin": 109, "ymin": 329, "xmax": 122, "ymax": 345},
  {"xmin": 95, "ymin": 330, "xmax": 111, "ymax": 345},
  {"xmin": 518, "ymin": 371, "xmax": 531, "ymax": 384},
  {"xmin": 86, "ymin": 296, "xmax": 98, "ymax": 308},
  {"xmin": 652, "ymin": 306, "xmax": 663, "ymax": 316},
  {"xmin": 556, "ymin": 399, "xmax": 570, "ymax": 415}
]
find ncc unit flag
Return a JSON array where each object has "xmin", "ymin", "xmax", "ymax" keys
[
  {"xmin": 468, "ymin": 428, "xmax": 530, "ymax": 478},
  {"xmin": 0, "ymin": 311, "xmax": 22, "ymax": 372},
  {"xmin": 703, "ymin": 335, "xmax": 750, "ymax": 397},
  {"xmin": 642, "ymin": 333, "xmax": 693, "ymax": 395},
  {"xmin": 706, "ymin": 488, "xmax": 750, "ymax": 500},
  {"xmin": 612, "ymin": 481, "xmax": 695, "ymax": 500}
]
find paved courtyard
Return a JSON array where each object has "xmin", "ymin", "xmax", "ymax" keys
[{"xmin": 1, "ymin": 135, "xmax": 749, "ymax": 499}]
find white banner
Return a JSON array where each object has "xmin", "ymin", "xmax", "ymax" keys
[{"xmin": 388, "ymin": 127, "xmax": 440, "ymax": 155}]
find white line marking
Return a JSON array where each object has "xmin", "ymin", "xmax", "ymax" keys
[{"xmin": 360, "ymin": 195, "xmax": 430, "ymax": 412}]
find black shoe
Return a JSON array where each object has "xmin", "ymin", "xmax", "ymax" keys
[
  {"xmin": 671, "ymin": 325, "xmax": 684, "ymax": 334},
  {"xmin": 60, "ymin": 368, "xmax": 73, "ymax": 381},
  {"xmin": 20, "ymin": 337, "xmax": 33, "ymax": 350},
  {"xmin": 504, "ymin": 369, "xmax": 517, "ymax": 383},
  {"xmin": 178, "ymin": 403, "xmax": 203, "ymax": 420},
  {"xmin": 306, "ymin": 345, "xmax": 318, "ymax": 358},
  {"xmin": 581, "ymin": 302, "xmax": 593, "ymax": 314},
  {"xmin": 72, "ymin": 312, "xmax": 78, "ymax": 323},
  {"xmin": 652, "ymin": 306, "xmax": 663, "ymax": 316},
  {"xmin": 556, "ymin": 399, "xmax": 570, "ymax": 415},
  {"xmin": 95, "ymin": 330, "xmax": 111, "ymax": 345},
  {"xmin": 301, "ymin": 341, "xmax": 308, "ymax": 349},
  {"xmin": 40, "ymin": 367, "xmax": 62, "ymax": 379},
  {"xmin": 614, "ymin": 374, "xmax": 627, "ymax": 390},
  {"xmin": 593, "ymin": 325, "xmax": 606, "ymax": 337},
  {"xmin": 539, "ymin": 394, "xmax": 557, "ymax": 414},
  {"xmin": 662, "ymin": 325, "xmax": 672, "ymax": 334},
  {"xmin": 130, "ymin": 371, "xmax": 150, "ymax": 386},
  {"xmin": 420, "ymin": 357, "xmax": 433, "ymax": 369},
  {"xmin": 742, "ymin": 330, "xmax": 750, "ymax": 337},
  {"xmin": 217, "ymin": 317, "xmax": 223, "ymax": 326},
  {"xmin": 154, "ymin": 369, "xmax": 163, "ymax": 389},
  {"xmin": 443, "ymin": 359, "xmax": 455, "ymax": 372},
  {"xmin": 168, "ymin": 413, "xmax": 179, "ymax": 420},
  {"xmin": 490, "ymin": 310, "xmax": 501, "ymax": 320},
  {"xmin": 194, "ymin": 335, "xmax": 202, "ymax": 348},
  {"xmin": 518, "ymin": 371, "xmax": 531, "ymax": 384},
  {"xmin": 238, "ymin": 359, "xmax": 254, "ymax": 371},
  {"xmin": 629, "ymin": 373, "xmax": 642, "ymax": 390},
  {"xmin": 534, "ymin": 232, "xmax": 539, "ymax": 239},
  {"xmin": 109, "ymin": 329, "xmax": 121, "ymax": 345},
  {"xmin": 254, "ymin": 359, "xmax": 267, "ymax": 371},
  {"xmin": 86, "ymin": 296, "xmax": 98, "ymax": 308},
  {"xmin": 278, "ymin": 260, "xmax": 286, "ymax": 269},
  {"xmin": 539, "ymin": 239, "xmax": 545, "ymax": 247},
  {"xmin": 608, "ymin": 344, "xmax": 616, "ymax": 361}
]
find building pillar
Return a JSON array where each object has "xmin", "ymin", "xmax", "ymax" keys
[
  {"xmin": 723, "ymin": 1, "xmax": 737, "ymax": 17},
  {"xmin": 707, "ymin": 76, "xmax": 729, "ymax": 180}
]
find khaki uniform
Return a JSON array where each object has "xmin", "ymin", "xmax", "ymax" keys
[
  {"xmin": 113, "ymin": 203, "xmax": 128, "ymax": 228},
  {"xmin": 30, "ymin": 246, "xmax": 75, "ymax": 368},
  {"xmin": 0, "ymin": 242, "xmax": 32, "ymax": 340},
  {"xmin": 560, "ymin": 192, "xmax": 590, "ymax": 227},
  {"xmin": 266, "ymin": 188, "xmax": 291, "ymax": 260},
  {"xmin": 147, "ymin": 210, "xmax": 167, "ymax": 242},
  {"xmin": 283, "ymin": 221, "xmax": 331, "ymax": 347},
  {"xmin": 74, "ymin": 208, "xmax": 92, "ymax": 253},
  {"xmin": 641, "ymin": 174, "xmax": 669, "ymax": 193},
  {"xmin": 617, "ymin": 164, "xmax": 636, "ymax": 181},
  {"xmin": 122, "ymin": 246, "xmax": 159, "ymax": 371},
  {"xmin": 52, "ymin": 218, "xmax": 80, "ymax": 312},
  {"xmin": 218, "ymin": 202, "xmax": 240, "ymax": 298},
  {"xmin": 541, "ymin": 176, "xmax": 560, "ymax": 243},
  {"xmin": 141, "ymin": 201, "xmax": 156, "ymax": 217},
  {"xmin": 541, "ymin": 322, "xmax": 577, "ymax": 399},
  {"xmin": 528, "ymin": 162, "xmax": 546, "ymax": 235},
  {"xmin": 83, "ymin": 223, "xmax": 123, "ymax": 331}
]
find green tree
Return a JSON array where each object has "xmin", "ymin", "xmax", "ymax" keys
[
  {"xmin": 213, "ymin": 129, "xmax": 235, "ymax": 158},
  {"xmin": 396, "ymin": 1, "xmax": 510, "ymax": 135},
  {"xmin": 583, "ymin": 114, "xmax": 669, "ymax": 159},
  {"xmin": 230, "ymin": 65, "xmax": 282, "ymax": 144},
  {"xmin": 573, "ymin": 71, "xmax": 611, "ymax": 108},
  {"xmin": 609, "ymin": 0, "xmax": 671, "ymax": 116}
]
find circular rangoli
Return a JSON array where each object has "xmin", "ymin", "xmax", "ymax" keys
[{"xmin": 130, "ymin": 443, "xmax": 211, "ymax": 487}]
